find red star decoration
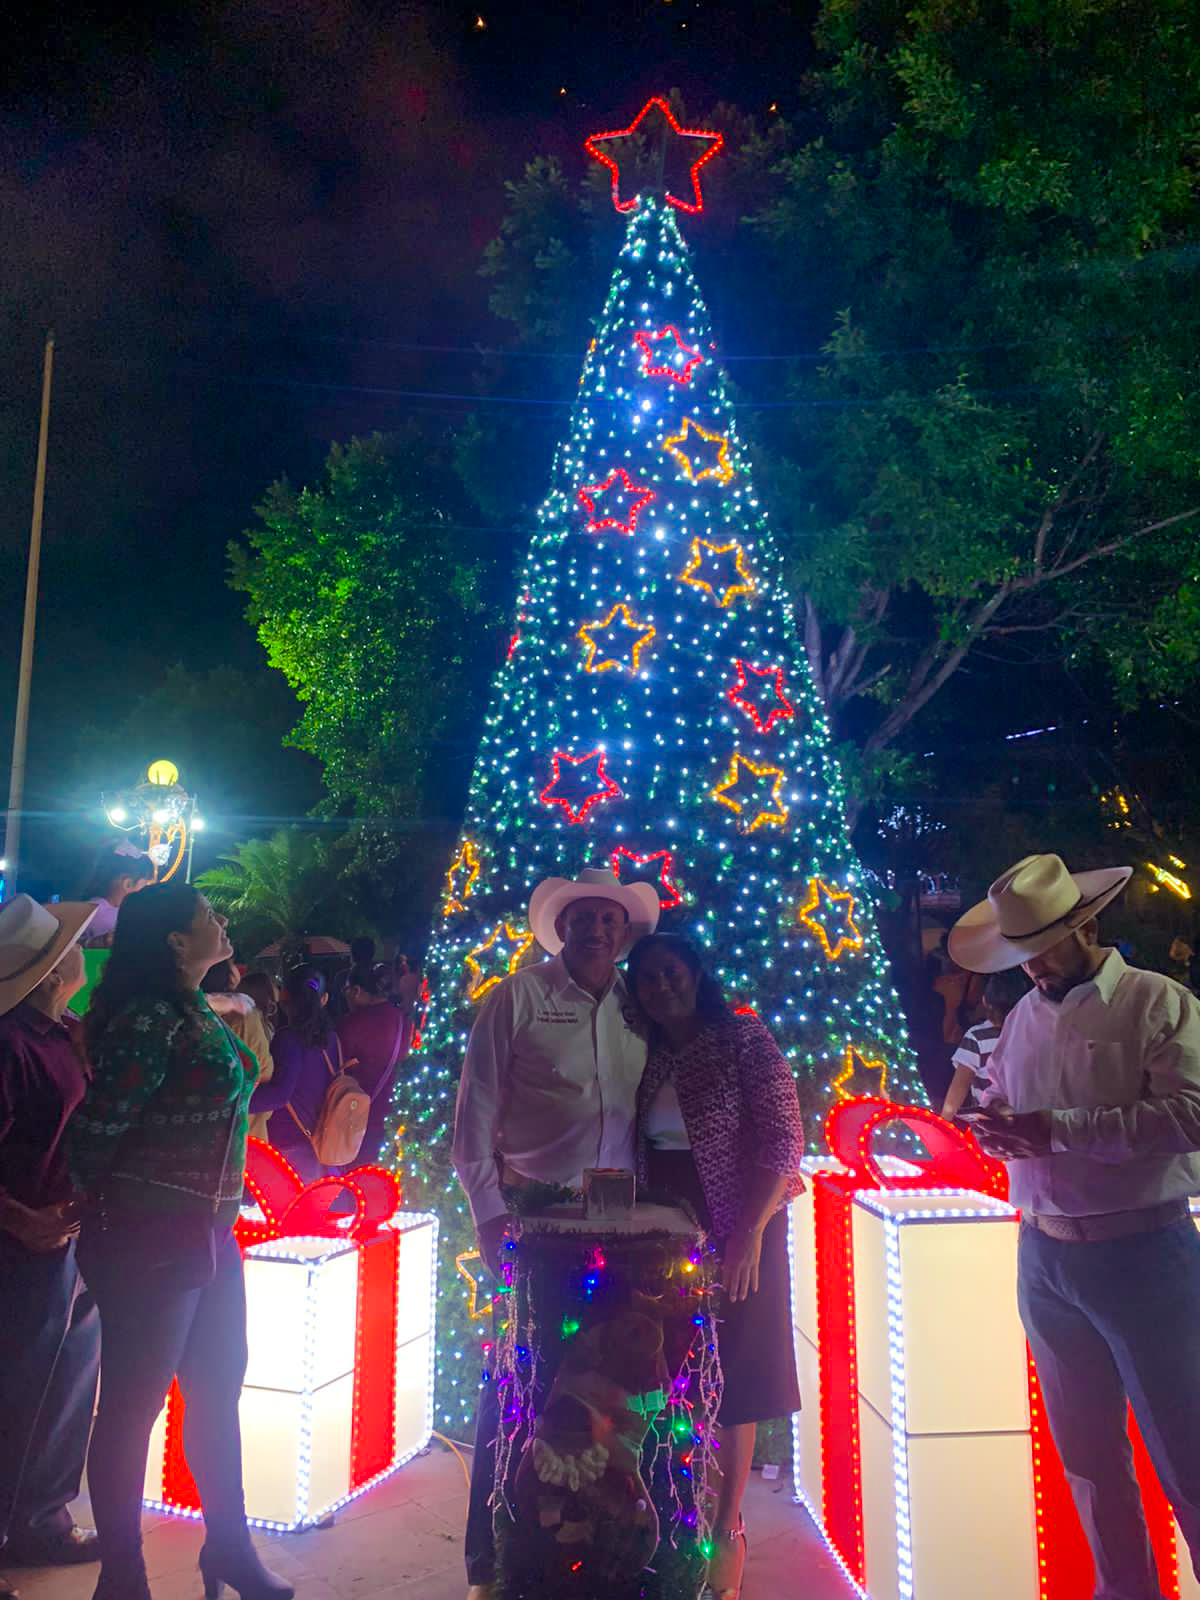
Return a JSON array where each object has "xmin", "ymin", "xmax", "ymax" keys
[
  {"xmin": 577, "ymin": 468, "xmax": 656, "ymax": 536},
  {"xmin": 585, "ymin": 97, "xmax": 724, "ymax": 215},
  {"xmin": 610, "ymin": 846, "xmax": 683, "ymax": 911},
  {"xmin": 540, "ymin": 749, "xmax": 622, "ymax": 826},
  {"xmin": 727, "ymin": 659, "xmax": 796, "ymax": 735},
  {"xmin": 634, "ymin": 326, "xmax": 704, "ymax": 386}
]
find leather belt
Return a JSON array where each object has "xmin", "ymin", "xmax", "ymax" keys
[{"xmin": 1023, "ymin": 1197, "xmax": 1190, "ymax": 1243}]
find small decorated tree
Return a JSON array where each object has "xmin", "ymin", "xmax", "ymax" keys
[{"xmin": 394, "ymin": 99, "xmax": 923, "ymax": 1435}]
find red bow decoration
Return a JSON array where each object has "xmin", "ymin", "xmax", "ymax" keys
[
  {"xmin": 823, "ymin": 1094, "xmax": 1009, "ymax": 1199},
  {"xmin": 813, "ymin": 1098, "xmax": 1006, "ymax": 1584},
  {"xmin": 235, "ymin": 1137, "xmax": 402, "ymax": 1249}
]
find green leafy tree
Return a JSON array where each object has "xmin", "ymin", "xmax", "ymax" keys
[
  {"xmin": 196, "ymin": 829, "xmax": 354, "ymax": 955},
  {"xmin": 476, "ymin": 19, "xmax": 1200, "ymax": 820},
  {"xmin": 230, "ymin": 430, "xmax": 509, "ymax": 924}
]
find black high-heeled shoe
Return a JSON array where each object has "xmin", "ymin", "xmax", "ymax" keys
[
  {"xmin": 198, "ymin": 1541, "xmax": 293, "ymax": 1600},
  {"xmin": 90, "ymin": 1559, "xmax": 152, "ymax": 1600}
]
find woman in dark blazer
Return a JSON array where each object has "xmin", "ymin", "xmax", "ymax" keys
[{"xmin": 628, "ymin": 932, "xmax": 805, "ymax": 1600}]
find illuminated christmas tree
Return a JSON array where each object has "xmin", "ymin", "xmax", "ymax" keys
[{"xmin": 395, "ymin": 100, "xmax": 922, "ymax": 1433}]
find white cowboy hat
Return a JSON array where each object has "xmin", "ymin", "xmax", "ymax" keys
[
  {"xmin": 0, "ymin": 895, "xmax": 98, "ymax": 1016},
  {"xmin": 949, "ymin": 854, "xmax": 1132, "ymax": 974},
  {"xmin": 528, "ymin": 866, "xmax": 660, "ymax": 957}
]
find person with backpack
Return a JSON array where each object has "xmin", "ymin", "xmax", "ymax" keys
[
  {"xmin": 249, "ymin": 965, "xmax": 367, "ymax": 1182},
  {"xmin": 335, "ymin": 964, "xmax": 410, "ymax": 1168}
]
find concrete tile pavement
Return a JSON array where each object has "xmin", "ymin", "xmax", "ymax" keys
[{"xmin": 5, "ymin": 1445, "xmax": 853, "ymax": 1600}]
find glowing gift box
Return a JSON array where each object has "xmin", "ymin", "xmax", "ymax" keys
[
  {"xmin": 144, "ymin": 1140, "xmax": 437, "ymax": 1531},
  {"xmin": 792, "ymin": 1098, "xmax": 1195, "ymax": 1600}
]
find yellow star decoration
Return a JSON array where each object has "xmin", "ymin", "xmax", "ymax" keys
[
  {"xmin": 711, "ymin": 754, "xmax": 789, "ymax": 832},
  {"xmin": 443, "ymin": 839, "xmax": 482, "ymax": 916},
  {"xmin": 678, "ymin": 539, "xmax": 757, "ymax": 608},
  {"xmin": 455, "ymin": 1249, "xmax": 501, "ymax": 1321},
  {"xmin": 661, "ymin": 416, "xmax": 735, "ymax": 484},
  {"xmin": 577, "ymin": 603, "xmax": 657, "ymax": 675},
  {"xmin": 465, "ymin": 920, "xmax": 536, "ymax": 1001},
  {"xmin": 797, "ymin": 876, "xmax": 865, "ymax": 962},
  {"xmin": 833, "ymin": 1044, "xmax": 889, "ymax": 1103}
]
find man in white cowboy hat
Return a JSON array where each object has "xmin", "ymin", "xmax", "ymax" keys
[
  {"xmin": 0, "ymin": 895, "xmax": 102, "ymax": 1596},
  {"xmin": 950, "ymin": 854, "xmax": 1200, "ymax": 1600},
  {"xmin": 452, "ymin": 864, "xmax": 659, "ymax": 1600}
]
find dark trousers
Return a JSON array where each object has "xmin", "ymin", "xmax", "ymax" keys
[
  {"xmin": 0, "ymin": 1236, "xmax": 100, "ymax": 1545},
  {"xmin": 79, "ymin": 1226, "xmax": 249, "ymax": 1575},
  {"xmin": 1019, "ymin": 1217, "xmax": 1200, "ymax": 1600},
  {"xmin": 465, "ymin": 1369, "xmax": 501, "ymax": 1585}
]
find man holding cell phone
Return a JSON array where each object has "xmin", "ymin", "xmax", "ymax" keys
[{"xmin": 949, "ymin": 853, "xmax": 1200, "ymax": 1600}]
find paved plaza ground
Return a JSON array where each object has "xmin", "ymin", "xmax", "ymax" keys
[{"xmin": 7, "ymin": 1443, "xmax": 853, "ymax": 1600}]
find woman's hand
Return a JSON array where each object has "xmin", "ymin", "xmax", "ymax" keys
[{"xmin": 722, "ymin": 1225, "xmax": 765, "ymax": 1303}]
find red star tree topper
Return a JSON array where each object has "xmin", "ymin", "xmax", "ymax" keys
[{"xmin": 585, "ymin": 96, "xmax": 724, "ymax": 214}]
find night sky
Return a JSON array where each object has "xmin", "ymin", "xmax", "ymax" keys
[{"xmin": 0, "ymin": 0, "xmax": 821, "ymax": 890}]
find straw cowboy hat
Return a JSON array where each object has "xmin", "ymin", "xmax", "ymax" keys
[
  {"xmin": 949, "ymin": 854, "xmax": 1132, "ymax": 975},
  {"xmin": 529, "ymin": 866, "xmax": 660, "ymax": 958},
  {"xmin": 0, "ymin": 894, "xmax": 98, "ymax": 1017}
]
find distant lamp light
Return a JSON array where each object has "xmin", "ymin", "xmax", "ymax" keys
[
  {"xmin": 108, "ymin": 806, "xmax": 128, "ymax": 825},
  {"xmin": 0, "ymin": 858, "xmax": 7, "ymax": 872},
  {"xmin": 152, "ymin": 807, "xmax": 171, "ymax": 826},
  {"xmin": 473, "ymin": 12, "xmax": 486, "ymax": 28},
  {"xmin": 1146, "ymin": 861, "xmax": 1192, "ymax": 900},
  {"xmin": 192, "ymin": 816, "xmax": 206, "ymax": 832},
  {"xmin": 147, "ymin": 759, "xmax": 179, "ymax": 787}
]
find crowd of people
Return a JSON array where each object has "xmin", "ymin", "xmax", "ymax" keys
[
  {"xmin": 1, "ymin": 844, "xmax": 1199, "ymax": 1600},
  {"xmin": 0, "ymin": 853, "xmax": 417, "ymax": 1600}
]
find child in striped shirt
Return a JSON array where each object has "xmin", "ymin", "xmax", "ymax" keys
[{"xmin": 941, "ymin": 968, "xmax": 1028, "ymax": 1119}]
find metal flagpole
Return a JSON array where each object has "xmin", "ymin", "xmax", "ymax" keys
[{"xmin": 5, "ymin": 331, "xmax": 55, "ymax": 897}]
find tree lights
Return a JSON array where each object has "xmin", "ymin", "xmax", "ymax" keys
[
  {"xmin": 391, "ymin": 179, "xmax": 921, "ymax": 1434},
  {"xmin": 661, "ymin": 417, "xmax": 736, "ymax": 485}
]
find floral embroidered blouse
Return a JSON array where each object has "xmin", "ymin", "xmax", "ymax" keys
[
  {"xmin": 70, "ymin": 993, "xmax": 256, "ymax": 1226},
  {"xmin": 635, "ymin": 1013, "xmax": 805, "ymax": 1238}
]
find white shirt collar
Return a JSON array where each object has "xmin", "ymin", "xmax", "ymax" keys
[{"xmin": 547, "ymin": 952, "xmax": 627, "ymax": 1004}]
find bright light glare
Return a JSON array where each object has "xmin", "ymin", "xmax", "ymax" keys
[
  {"xmin": 192, "ymin": 816, "xmax": 206, "ymax": 832},
  {"xmin": 152, "ymin": 807, "xmax": 171, "ymax": 825},
  {"xmin": 108, "ymin": 806, "xmax": 128, "ymax": 825}
]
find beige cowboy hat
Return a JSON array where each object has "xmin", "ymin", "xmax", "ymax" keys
[
  {"xmin": 528, "ymin": 866, "xmax": 660, "ymax": 958},
  {"xmin": 949, "ymin": 854, "xmax": 1132, "ymax": 974},
  {"xmin": 0, "ymin": 894, "xmax": 99, "ymax": 1016}
]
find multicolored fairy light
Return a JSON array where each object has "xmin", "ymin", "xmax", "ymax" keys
[
  {"xmin": 577, "ymin": 467, "xmax": 656, "ymax": 535},
  {"xmin": 661, "ymin": 417, "xmax": 735, "ymax": 485},
  {"xmin": 577, "ymin": 603, "xmax": 657, "ymax": 675},
  {"xmin": 388, "ymin": 131, "xmax": 922, "ymax": 1436},
  {"xmin": 797, "ymin": 877, "xmax": 864, "ymax": 962}
]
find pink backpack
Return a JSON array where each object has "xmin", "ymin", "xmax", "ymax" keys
[{"xmin": 289, "ymin": 1035, "xmax": 368, "ymax": 1167}]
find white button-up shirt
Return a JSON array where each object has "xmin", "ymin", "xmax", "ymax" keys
[
  {"xmin": 451, "ymin": 954, "xmax": 647, "ymax": 1227},
  {"xmin": 985, "ymin": 948, "xmax": 1200, "ymax": 1216}
]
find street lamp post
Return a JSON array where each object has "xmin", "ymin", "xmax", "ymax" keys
[{"xmin": 103, "ymin": 760, "xmax": 204, "ymax": 883}]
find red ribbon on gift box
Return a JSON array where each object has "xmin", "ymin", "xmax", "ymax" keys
[
  {"xmin": 160, "ymin": 1140, "xmax": 404, "ymax": 1516},
  {"xmin": 810, "ymin": 1098, "xmax": 1179, "ymax": 1599}
]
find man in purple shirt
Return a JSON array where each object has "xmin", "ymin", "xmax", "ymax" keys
[{"xmin": 0, "ymin": 895, "xmax": 103, "ymax": 1593}]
